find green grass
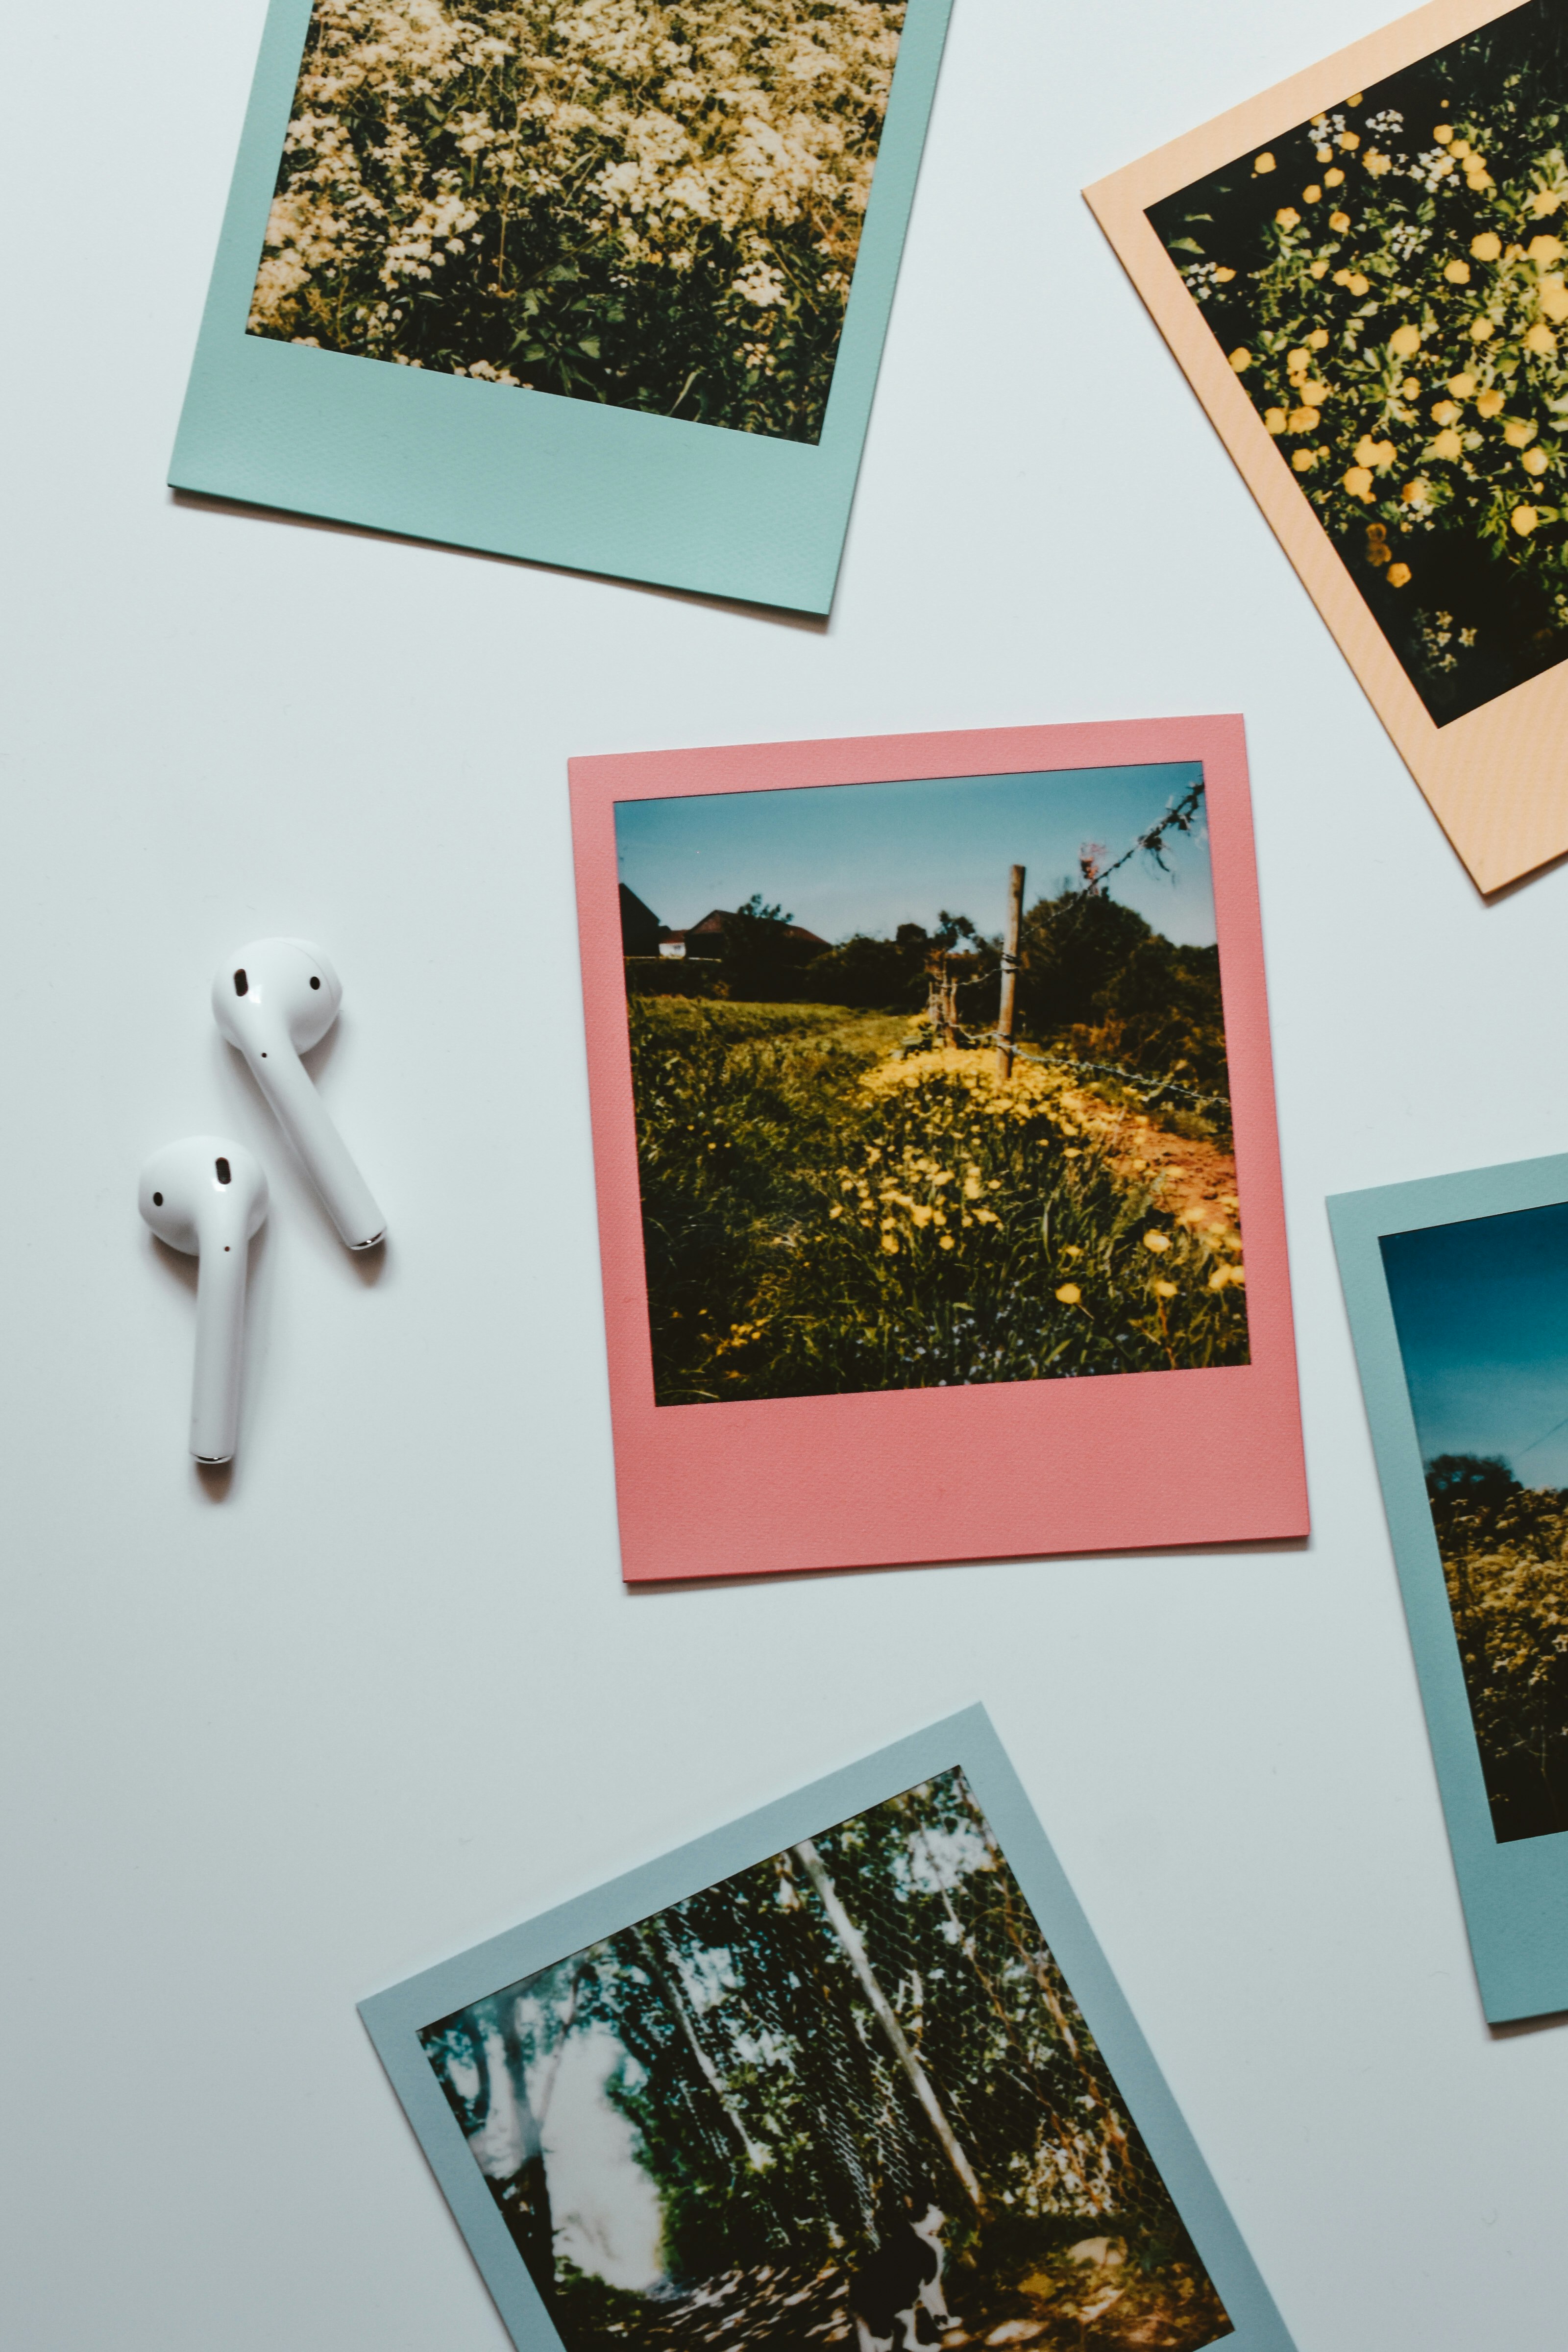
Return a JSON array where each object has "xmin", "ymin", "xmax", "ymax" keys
[{"xmin": 629, "ymin": 1000, "xmax": 1249, "ymax": 1405}]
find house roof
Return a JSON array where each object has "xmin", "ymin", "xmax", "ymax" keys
[{"xmin": 675, "ymin": 907, "xmax": 829, "ymax": 948}]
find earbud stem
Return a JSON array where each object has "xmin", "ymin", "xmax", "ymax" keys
[
  {"xmin": 191, "ymin": 1237, "xmax": 249, "ymax": 1463},
  {"xmin": 247, "ymin": 1045, "xmax": 385, "ymax": 1250}
]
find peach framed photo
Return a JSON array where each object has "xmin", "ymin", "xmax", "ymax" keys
[
  {"xmin": 1087, "ymin": 0, "xmax": 1568, "ymax": 895},
  {"xmin": 569, "ymin": 716, "xmax": 1306, "ymax": 1582}
]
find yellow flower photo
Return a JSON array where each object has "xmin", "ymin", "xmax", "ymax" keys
[
  {"xmin": 1147, "ymin": 1, "xmax": 1568, "ymax": 722},
  {"xmin": 615, "ymin": 763, "xmax": 1248, "ymax": 1403}
]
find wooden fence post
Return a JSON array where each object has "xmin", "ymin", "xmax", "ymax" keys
[{"xmin": 996, "ymin": 864, "xmax": 1025, "ymax": 1078}]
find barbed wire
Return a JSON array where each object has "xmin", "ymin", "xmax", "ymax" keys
[{"xmin": 899, "ymin": 1021, "xmax": 1228, "ymax": 1114}]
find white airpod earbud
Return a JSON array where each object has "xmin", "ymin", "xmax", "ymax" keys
[
  {"xmin": 139, "ymin": 1138, "xmax": 269, "ymax": 1463},
  {"xmin": 212, "ymin": 939, "xmax": 386, "ymax": 1251}
]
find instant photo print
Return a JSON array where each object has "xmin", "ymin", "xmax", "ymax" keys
[
  {"xmin": 359, "ymin": 1708, "xmax": 1297, "ymax": 2352},
  {"xmin": 1331, "ymin": 1151, "xmax": 1568, "ymax": 2023},
  {"xmin": 170, "ymin": 0, "xmax": 951, "ymax": 611},
  {"xmin": 570, "ymin": 716, "xmax": 1306, "ymax": 1580},
  {"xmin": 1087, "ymin": 0, "xmax": 1568, "ymax": 894}
]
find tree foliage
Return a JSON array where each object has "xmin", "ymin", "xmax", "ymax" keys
[
  {"xmin": 419, "ymin": 1773, "xmax": 1225, "ymax": 2349},
  {"xmin": 1424, "ymin": 1453, "xmax": 1568, "ymax": 1840},
  {"xmin": 1015, "ymin": 892, "xmax": 1229, "ymax": 1097}
]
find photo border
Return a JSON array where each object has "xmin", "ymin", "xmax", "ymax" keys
[
  {"xmin": 569, "ymin": 716, "xmax": 1307, "ymax": 1582},
  {"xmin": 1083, "ymin": 0, "xmax": 1568, "ymax": 897},
  {"xmin": 169, "ymin": 0, "xmax": 952, "ymax": 613},
  {"xmin": 1330, "ymin": 1152, "xmax": 1568, "ymax": 2023},
  {"xmin": 359, "ymin": 1704, "xmax": 1298, "ymax": 2352}
]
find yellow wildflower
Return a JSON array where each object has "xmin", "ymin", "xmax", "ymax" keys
[
  {"xmin": 1389, "ymin": 323, "xmax": 1422, "ymax": 357},
  {"xmin": 1530, "ymin": 234, "xmax": 1565, "ymax": 264},
  {"xmin": 1477, "ymin": 387, "xmax": 1505, "ymax": 416},
  {"xmin": 1142, "ymin": 1230, "xmax": 1172, "ymax": 1253},
  {"xmin": 1513, "ymin": 505, "xmax": 1540, "ymax": 534},
  {"xmin": 1430, "ymin": 399, "xmax": 1459, "ymax": 425},
  {"xmin": 1448, "ymin": 371, "xmax": 1478, "ymax": 396},
  {"xmin": 1329, "ymin": 209, "xmax": 1350, "ymax": 232},
  {"xmin": 1387, "ymin": 562, "xmax": 1412, "ymax": 585},
  {"xmin": 1430, "ymin": 429, "xmax": 1462, "ymax": 460},
  {"xmin": 1265, "ymin": 407, "xmax": 1287, "ymax": 435},
  {"xmin": 1504, "ymin": 416, "xmax": 1538, "ymax": 447},
  {"xmin": 1307, "ymin": 328, "xmax": 1329, "ymax": 348},
  {"xmin": 1525, "ymin": 322, "xmax": 1557, "ymax": 355},
  {"xmin": 1303, "ymin": 184, "xmax": 1322, "ymax": 204},
  {"xmin": 1275, "ymin": 208, "xmax": 1300, "ymax": 229},
  {"xmin": 1254, "ymin": 152, "xmax": 1276, "ymax": 173},
  {"xmin": 1343, "ymin": 465, "xmax": 1373, "ymax": 499},
  {"xmin": 1055, "ymin": 1283, "xmax": 1082, "ymax": 1305},
  {"xmin": 1339, "ymin": 130, "xmax": 1359, "ymax": 150},
  {"xmin": 1471, "ymin": 233, "xmax": 1501, "ymax": 261},
  {"xmin": 1433, "ymin": 123, "xmax": 1453, "ymax": 144},
  {"xmin": 1325, "ymin": 168, "xmax": 1345, "ymax": 188},
  {"xmin": 1309, "ymin": 260, "xmax": 1329, "ymax": 279},
  {"xmin": 1153, "ymin": 1280, "xmax": 1178, "ymax": 1299},
  {"xmin": 1292, "ymin": 448, "xmax": 1318, "ymax": 471},
  {"xmin": 1523, "ymin": 447, "xmax": 1550, "ymax": 476},
  {"xmin": 1445, "ymin": 259, "xmax": 1470, "ymax": 284}
]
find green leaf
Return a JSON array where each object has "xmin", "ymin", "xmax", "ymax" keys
[{"xmin": 1168, "ymin": 237, "xmax": 1205, "ymax": 256}]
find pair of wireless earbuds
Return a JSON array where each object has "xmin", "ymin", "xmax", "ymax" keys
[{"xmin": 139, "ymin": 939, "xmax": 385, "ymax": 1465}]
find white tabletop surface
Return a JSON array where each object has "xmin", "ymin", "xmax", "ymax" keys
[{"xmin": 4, "ymin": 0, "xmax": 1566, "ymax": 2346}]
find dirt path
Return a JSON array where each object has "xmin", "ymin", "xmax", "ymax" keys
[{"xmin": 1057, "ymin": 1086, "xmax": 1241, "ymax": 1248}]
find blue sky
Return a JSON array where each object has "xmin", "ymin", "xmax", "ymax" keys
[
  {"xmin": 1381, "ymin": 1202, "xmax": 1568, "ymax": 1489},
  {"xmin": 614, "ymin": 763, "xmax": 1215, "ymax": 947}
]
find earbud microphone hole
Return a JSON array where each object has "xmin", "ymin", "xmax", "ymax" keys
[
  {"xmin": 233, "ymin": 969, "xmax": 248, "ymax": 996},
  {"xmin": 152, "ymin": 1192, "xmax": 163, "ymax": 1206},
  {"xmin": 215, "ymin": 1158, "xmax": 232, "ymax": 1185}
]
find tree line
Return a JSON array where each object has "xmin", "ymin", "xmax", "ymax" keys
[{"xmin": 634, "ymin": 891, "xmax": 1229, "ymax": 1098}]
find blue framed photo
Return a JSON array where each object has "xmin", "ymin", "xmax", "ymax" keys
[
  {"xmin": 360, "ymin": 1707, "xmax": 1293, "ymax": 2352},
  {"xmin": 1331, "ymin": 1154, "xmax": 1568, "ymax": 2024},
  {"xmin": 169, "ymin": 0, "xmax": 952, "ymax": 612}
]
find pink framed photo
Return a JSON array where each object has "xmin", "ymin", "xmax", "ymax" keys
[{"xmin": 570, "ymin": 717, "xmax": 1306, "ymax": 1581}]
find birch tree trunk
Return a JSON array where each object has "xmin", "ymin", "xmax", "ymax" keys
[{"xmin": 792, "ymin": 1838, "xmax": 985, "ymax": 2213}]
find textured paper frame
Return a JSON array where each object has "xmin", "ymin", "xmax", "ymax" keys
[
  {"xmin": 169, "ymin": 0, "xmax": 951, "ymax": 613},
  {"xmin": 1084, "ymin": 0, "xmax": 1568, "ymax": 897},
  {"xmin": 569, "ymin": 716, "xmax": 1307, "ymax": 1583},
  {"xmin": 359, "ymin": 1705, "xmax": 1298, "ymax": 2352},
  {"xmin": 1330, "ymin": 1153, "xmax": 1568, "ymax": 2023}
]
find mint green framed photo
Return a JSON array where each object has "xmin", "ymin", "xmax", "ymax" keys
[
  {"xmin": 360, "ymin": 1707, "xmax": 1295, "ymax": 2352},
  {"xmin": 170, "ymin": 0, "xmax": 952, "ymax": 611},
  {"xmin": 1331, "ymin": 1153, "xmax": 1568, "ymax": 2024}
]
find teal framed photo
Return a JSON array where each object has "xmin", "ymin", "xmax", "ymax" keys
[
  {"xmin": 169, "ymin": 0, "xmax": 952, "ymax": 612},
  {"xmin": 1331, "ymin": 1154, "xmax": 1568, "ymax": 2024},
  {"xmin": 360, "ymin": 1707, "xmax": 1294, "ymax": 2352}
]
